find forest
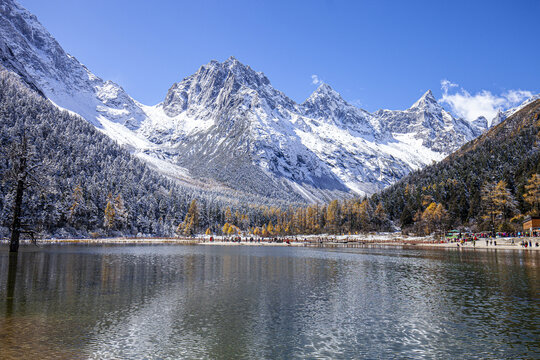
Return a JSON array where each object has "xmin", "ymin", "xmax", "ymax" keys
[{"xmin": 375, "ymin": 99, "xmax": 540, "ymax": 235}]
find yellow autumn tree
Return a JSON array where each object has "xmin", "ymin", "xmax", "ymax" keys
[
  {"xmin": 420, "ymin": 202, "xmax": 447, "ymax": 235},
  {"xmin": 103, "ymin": 193, "xmax": 115, "ymax": 233},
  {"xmin": 493, "ymin": 181, "xmax": 517, "ymax": 225},
  {"xmin": 325, "ymin": 200, "xmax": 340, "ymax": 234},
  {"xmin": 222, "ymin": 223, "xmax": 230, "ymax": 237},
  {"xmin": 306, "ymin": 205, "xmax": 318, "ymax": 234},
  {"xmin": 267, "ymin": 221, "xmax": 274, "ymax": 236},
  {"xmin": 524, "ymin": 173, "xmax": 540, "ymax": 216},
  {"xmin": 188, "ymin": 200, "xmax": 199, "ymax": 229},
  {"xmin": 177, "ymin": 199, "xmax": 199, "ymax": 237}
]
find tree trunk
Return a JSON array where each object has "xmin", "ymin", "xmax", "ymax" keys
[
  {"xmin": 9, "ymin": 151, "xmax": 27, "ymax": 253},
  {"xmin": 9, "ymin": 177, "xmax": 24, "ymax": 253}
]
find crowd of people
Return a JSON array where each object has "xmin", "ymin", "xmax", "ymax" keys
[{"xmin": 446, "ymin": 231, "xmax": 540, "ymax": 248}]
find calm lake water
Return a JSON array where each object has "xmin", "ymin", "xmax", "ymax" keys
[{"xmin": 0, "ymin": 244, "xmax": 538, "ymax": 359}]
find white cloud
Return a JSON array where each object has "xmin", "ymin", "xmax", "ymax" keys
[
  {"xmin": 440, "ymin": 79, "xmax": 458, "ymax": 92},
  {"xmin": 311, "ymin": 74, "xmax": 322, "ymax": 85},
  {"xmin": 504, "ymin": 89, "xmax": 533, "ymax": 104},
  {"xmin": 439, "ymin": 79, "xmax": 533, "ymax": 124}
]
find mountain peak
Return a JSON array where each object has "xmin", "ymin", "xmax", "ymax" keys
[
  {"xmin": 224, "ymin": 55, "xmax": 238, "ymax": 63},
  {"xmin": 203, "ymin": 56, "xmax": 249, "ymax": 72},
  {"xmin": 316, "ymin": 83, "xmax": 343, "ymax": 98},
  {"xmin": 472, "ymin": 115, "xmax": 488, "ymax": 130},
  {"xmin": 218, "ymin": 56, "xmax": 255, "ymax": 72},
  {"xmin": 306, "ymin": 83, "xmax": 344, "ymax": 103},
  {"xmin": 410, "ymin": 89, "xmax": 439, "ymax": 110},
  {"xmin": 316, "ymin": 82, "xmax": 332, "ymax": 92},
  {"xmin": 223, "ymin": 55, "xmax": 243, "ymax": 68},
  {"xmin": 210, "ymin": 57, "xmax": 269, "ymax": 85}
]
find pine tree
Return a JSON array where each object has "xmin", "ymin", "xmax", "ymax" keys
[
  {"xmin": 267, "ymin": 221, "xmax": 274, "ymax": 236},
  {"xmin": 114, "ymin": 194, "xmax": 128, "ymax": 230},
  {"xmin": 69, "ymin": 184, "xmax": 84, "ymax": 224},
  {"xmin": 325, "ymin": 200, "xmax": 340, "ymax": 234},
  {"xmin": 187, "ymin": 199, "xmax": 199, "ymax": 232},
  {"xmin": 373, "ymin": 203, "xmax": 390, "ymax": 231},
  {"xmin": 480, "ymin": 182, "xmax": 497, "ymax": 233},
  {"xmin": 523, "ymin": 173, "xmax": 540, "ymax": 216},
  {"xmin": 400, "ymin": 204, "xmax": 414, "ymax": 229},
  {"xmin": 358, "ymin": 200, "xmax": 372, "ymax": 232},
  {"xmin": 492, "ymin": 180, "xmax": 517, "ymax": 227},
  {"xmin": 103, "ymin": 193, "xmax": 115, "ymax": 233},
  {"xmin": 222, "ymin": 223, "xmax": 230, "ymax": 236},
  {"xmin": 224, "ymin": 207, "xmax": 233, "ymax": 224},
  {"xmin": 306, "ymin": 205, "xmax": 318, "ymax": 234}
]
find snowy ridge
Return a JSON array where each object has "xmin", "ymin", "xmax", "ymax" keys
[
  {"xmin": 0, "ymin": 0, "xmax": 147, "ymax": 131},
  {"xmin": 490, "ymin": 93, "xmax": 540, "ymax": 127},
  {"xmin": 2, "ymin": 0, "xmax": 537, "ymax": 203}
]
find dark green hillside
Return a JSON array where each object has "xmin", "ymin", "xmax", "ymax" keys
[{"xmin": 376, "ymin": 99, "xmax": 540, "ymax": 232}]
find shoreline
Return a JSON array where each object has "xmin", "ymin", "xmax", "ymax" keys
[{"xmin": 1, "ymin": 235, "xmax": 539, "ymax": 251}]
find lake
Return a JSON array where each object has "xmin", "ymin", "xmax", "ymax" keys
[{"xmin": 0, "ymin": 244, "xmax": 538, "ymax": 359}]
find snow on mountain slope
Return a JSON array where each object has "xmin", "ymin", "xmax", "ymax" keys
[
  {"xmin": 301, "ymin": 83, "xmax": 380, "ymax": 138},
  {"xmin": 375, "ymin": 90, "xmax": 483, "ymax": 153},
  {"xmin": 490, "ymin": 93, "xmax": 540, "ymax": 127},
  {"xmin": 0, "ymin": 0, "xmax": 147, "ymax": 131},
  {"xmin": 0, "ymin": 0, "xmax": 520, "ymax": 203},
  {"xmin": 138, "ymin": 58, "xmax": 349, "ymax": 202},
  {"xmin": 139, "ymin": 58, "xmax": 482, "ymax": 200}
]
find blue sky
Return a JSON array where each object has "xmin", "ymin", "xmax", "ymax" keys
[{"xmin": 20, "ymin": 0, "xmax": 540, "ymax": 119}]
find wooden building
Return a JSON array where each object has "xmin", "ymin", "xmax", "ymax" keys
[{"xmin": 522, "ymin": 216, "xmax": 540, "ymax": 234}]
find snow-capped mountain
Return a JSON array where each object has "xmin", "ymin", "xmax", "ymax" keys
[
  {"xmin": 2, "ymin": 0, "xmax": 534, "ymax": 203},
  {"xmin": 375, "ymin": 90, "xmax": 485, "ymax": 153},
  {"xmin": 136, "ymin": 58, "xmax": 482, "ymax": 200},
  {"xmin": 138, "ymin": 58, "xmax": 349, "ymax": 202}
]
